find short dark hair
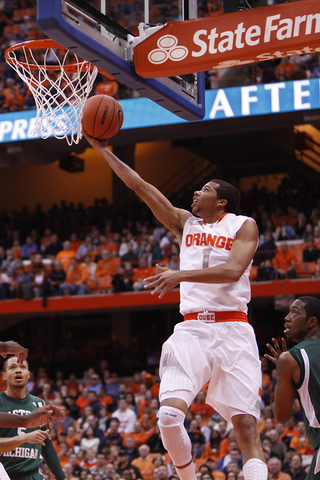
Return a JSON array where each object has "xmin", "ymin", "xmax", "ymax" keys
[
  {"xmin": 298, "ymin": 296, "xmax": 320, "ymax": 323},
  {"xmin": 3, "ymin": 356, "xmax": 29, "ymax": 371},
  {"xmin": 210, "ymin": 179, "xmax": 241, "ymax": 213}
]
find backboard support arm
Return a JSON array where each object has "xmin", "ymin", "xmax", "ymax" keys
[{"xmin": 37, "ymin": 0, "xmax": 205, "ymax": 121}]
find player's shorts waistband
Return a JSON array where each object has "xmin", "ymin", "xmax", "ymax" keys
[
  {"xmin": 184, "ymin": 311, "xmax": 248, "ymax": 324},
  {"xmin": 9, "ymin": 469, "xmax": 39, "ymax": 479}
]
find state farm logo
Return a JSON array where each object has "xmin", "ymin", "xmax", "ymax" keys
[{"xmin": 148, "ymin": 35, "xmax": 188, "ymax": 64}]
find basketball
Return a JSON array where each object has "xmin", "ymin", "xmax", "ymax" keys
[{"xmin": 82, "ymin": 94, "xmax": 124, "ymax": 139}]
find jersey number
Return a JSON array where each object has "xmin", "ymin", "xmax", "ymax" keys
[
  {"xmin": 202, "ymin": 248, "xmax": 211, "ymax": 268},
  {"xmin": 17, "ymin": 427, "xmax": 26, "ymax": 436}
]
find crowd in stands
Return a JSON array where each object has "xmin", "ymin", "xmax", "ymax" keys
[
  {"xmin": 1, "ymin": 176, "xmax": 320, "ymax": 301},
  {"xmin": 0, "ymin": 0, "xmax": 318, "ymax": 111},
  {"xmin": 0, "ymin": 358, "xmax": 311, "ymax": 480}
]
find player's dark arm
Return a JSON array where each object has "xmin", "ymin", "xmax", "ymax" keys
[
  {"xmin": 273, "ymin": 351, "xmax": 299, "ymax": 423},
  {"xmin": 42, "ymin": 437, "xmax": 66, "ymax": 480},
  {"xmin": 0, "ymin": 406, "xmax": 65, "ymax": 429},
  {"xmin": 0, "ymin": 341, "xmax": 28, "ymax": 363},
  {"xmin": 0, "ymin": 430, "xmax": 50, "ymax": 453},
  {"xmin": 83, "ymin": 134, "xmax": 191, "ymax": 240}
]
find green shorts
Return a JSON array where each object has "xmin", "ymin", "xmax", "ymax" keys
[
  {"xmin": 306, "ymin": 449, "xmax": 320, "ymax": 480},
  {"xmin": 7, "ymin": 469, "xmax": 43, "ymax": 480}
]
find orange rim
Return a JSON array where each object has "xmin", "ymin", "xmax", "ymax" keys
[{"xmin": 5, "ymin": 38, "xmax": 95, "ymax": 73}]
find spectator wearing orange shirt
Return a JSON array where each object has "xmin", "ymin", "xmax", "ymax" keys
[
  {"xmin": 70, "ymin": 232, "xmax": 83, "ymax": 254},
  {"xmin": 76, "ymin": 387, "xmax": 90, "ymax": 416},
  {"xmin": 57, "ymin": 441, "xmax": 69, "ymax": 467},
  {"xmin": 201, "ymin": 461, "xmax": 226, "ymax": 480},
  {"xmin": 272, "ymin": 241, "xmax": 297, "ymax": 279},
  {"xmin": 3, "ymin": 77, "xmax": 24, "ymax": 111},
  {"xmin": 201, "ymin": 429, "xmax": 222, "ymax": 463},
  {"xmin": 289, "ymin": 421, "xmax": 314, "ymax": 456},
  {"xmin": 98, "ymin": 386, "xmax": 113, "ymax": 411},
  {"xmin": 276, "ymin": 57, "xmax": 295, "ymax": 80},
  {"xmin": 56, "ymin": 240, "xmax": 77, "ymax": 267},
  {"xmin": 123, "ymin": 421, "xmax": 151, "ymax": 448},
  {"xmin": 59, "ymin": 257, "xmax": 89, "ymax": 295},
  {"xmin": 130, "ymin": 372, "xmax": 143, "ymax": 395},
  {"xmin": 95, "ymin": 248, "xmax": 120, "ymax": 278},
  {"xmin": 190, "ymin": 390, "xmax": 215, "ymax": 420},
  {"xmin": 40, "ymin": 228, "xmax": 52, "ymax": 252},
  {"xmin": 132, "ymin": 259, "xmax": 156, "ymax": 292},
  {"xmin": 131, "ymin": 444, "xmax": 155, "ymax": 480},
  {"xmin": 95, "ymin": 76, "xmax": 120, "ymax": 99},
  {"xmin": 281, "ymin": 417, "xmax": 299, "ymax": 442}
]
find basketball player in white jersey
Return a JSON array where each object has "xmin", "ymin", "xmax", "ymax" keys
[{"xmin": 83, "ymin": 132, "xmax": 267, "ymax": 480}]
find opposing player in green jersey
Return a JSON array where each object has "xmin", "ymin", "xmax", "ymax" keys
[
  {"xmin": 266, "ymin": 296, "xmax": 320, "ymax": 480},
  {"xmin": 0, "ymin": 356, "xmax": 66, "ymax": 480},
  {"xmin": 0, "ymin": 341, "xmax": 65, "ymax": 430}
]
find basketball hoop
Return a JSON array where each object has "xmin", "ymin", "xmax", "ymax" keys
[{"xmin": 5, "ymin": 39, "xmax": 98, "ymax": 145}]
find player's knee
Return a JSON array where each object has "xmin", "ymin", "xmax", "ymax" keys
[
  {"xmin": 233, "ymin": 414, "xmax": 259, "ymax": 445},
  {"xmin": 158, "ymin": 406, "xmax": 185, "ymax": 428}
]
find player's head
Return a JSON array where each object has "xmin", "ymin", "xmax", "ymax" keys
[
  {"xmin": 210, "ymin": 180, "xmax": 240, "ymax": 213},
  {"xmin": 284, "ymin": 296, "xmax": 320, "ymax": 343},
  {"xmin": 2, "ymin": 355, "xmax": 30, "ymax": 388}
]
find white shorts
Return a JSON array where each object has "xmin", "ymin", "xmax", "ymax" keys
[
  {"xmin": 159, "ymin": 319, "xmax": 262, "ymax": 423},
  {"xmin": 0, "ymin": 462, "xmax": 11, "ymax": 480}
]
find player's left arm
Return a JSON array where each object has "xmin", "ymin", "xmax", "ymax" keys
[
  {"xmin": 143, "ymin": 218, "xmax": 258, "ymax": 297},
  {"xmin": 273, "ymin": 352, "xmax": 299, "ymax": 424},
  {"xmin": 42, "ymin": 437, "xmax": 66, "ymax": 480}
]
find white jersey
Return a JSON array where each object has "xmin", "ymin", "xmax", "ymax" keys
[{"xmin": 179, "ymin": 213, "xmax": 253, "ymax": 315}]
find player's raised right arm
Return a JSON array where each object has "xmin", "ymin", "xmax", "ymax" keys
[{"xmin": 84, "ymin": 135, "xmax": 191, "ymax": 238}]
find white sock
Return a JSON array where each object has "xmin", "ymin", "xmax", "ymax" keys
[
  {"xmin": 176, "ymin": 461, "xmax": 196, "ymax": 480},
  {"xmin": 243, "ymin": 458, "xmax": 268, "ymax": 480}
]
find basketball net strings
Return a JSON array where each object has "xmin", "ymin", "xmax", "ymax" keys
[{"xmin": 8, "ymin": 46, "xmax": 98, "ymax": 145}]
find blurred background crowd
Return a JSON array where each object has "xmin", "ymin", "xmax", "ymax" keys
[
  {"xmin": 0, "ymin": 357, "xmax": 312, "ymax": 480},
  {"xmin": 1, "ymin": 173, "xmax": 320, "ymax": 301}
]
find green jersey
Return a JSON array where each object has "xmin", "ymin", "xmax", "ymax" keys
[
  {"xmin": 290, "ymin": 338, "xmax": 320, "ymax": 450},
  {"xmin": 0, "ymin": 392, "xmax": 65, "ymax": 480}
]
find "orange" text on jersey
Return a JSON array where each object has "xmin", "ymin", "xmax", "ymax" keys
[{"xmin": 185, "ymin": 233, "xmax": 234, "ymax": 250}]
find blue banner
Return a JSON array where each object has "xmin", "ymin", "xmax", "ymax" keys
[{"xmin": 0, "ymin": 78, "xmax": 319, "ymax": 142}]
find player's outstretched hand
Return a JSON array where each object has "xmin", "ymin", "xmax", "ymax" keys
[
  {"xmin": 82, "ymin": 129, "xmax": 108, "ymax": 152},
  {"xmin": 265, "ymin": 337, "xmax": 287, "ymax": 365},
  {"xmin": 26, "ymin": 405, "xmax": 65, "ymax": 428},
  {"xmin": 0, "ymin": 341, "xmax": 28, "ymax": 363},
  {"xmin": 143, "ymin": 264, "xmax": 182, "ymax": 298},
  {"xmin": 25, "ymin": 429, "xmax": 50, "ymax": 446}
]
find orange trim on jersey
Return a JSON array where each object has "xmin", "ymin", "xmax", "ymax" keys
[
  {"xmin": 203, "ymin": 213, "xmax": 230, "ymax": 226},
  {"xmin": 184, "ymin": 311, "xmax": 248, "ymax": 323}
]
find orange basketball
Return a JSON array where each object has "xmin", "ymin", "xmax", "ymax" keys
[{"xmin": 82, "ymin": 94, "xmax": 123, "ymax": 139}]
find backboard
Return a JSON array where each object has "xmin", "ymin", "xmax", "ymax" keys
[{"xmin": 36, "ymin": 0, "xmax": 205, "ymax": 121}]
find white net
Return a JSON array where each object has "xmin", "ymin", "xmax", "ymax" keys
[{"xmin": 6, "ymin": 40, "xmax": 98, "ymax": 146}]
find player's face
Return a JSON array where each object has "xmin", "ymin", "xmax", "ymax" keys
[
  {"xmin": 3, "ymin": 358, "xmax": 30, "ymax": 388},
  {"xmin": 284, "ymin": 299, "xmax": 309, "ymax": 342},
  {"xmin": 191, "ymin": 182, "xmax": 219, "ymax": 216}
]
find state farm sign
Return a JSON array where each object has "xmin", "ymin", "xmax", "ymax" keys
[{"xmin": 134, "ymin": 0, "xmax": 320, "ymax": 78}]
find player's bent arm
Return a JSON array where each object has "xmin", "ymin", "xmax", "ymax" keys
[
  {"xmin": 273, "ymin": 352, "xmax": 299, "ymax": 423},
  {"xmin": 144, "ymin": 220, "xmax": 258, "ymax": 295},
  {"xmin": 181, "ymin": 218, "xmax": 258, "ymax": 283},
  {"xmin": 84, "ymin": 135, "xmax": 191, "ymax": 238},
  {"xmin": 0, "ymin": 430, "xmax": 50, "ymax": 453}
]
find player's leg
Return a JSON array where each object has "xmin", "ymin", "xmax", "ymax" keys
[
  {"xmin": 0, "ymin": 462, "xmax": 11, "ymax": 480},
  {"xmin": 158, "ymin": 357, "xmax": 198, "ymax": 480},
  {"xmin": 232, "ymin": 414, "xmax": 268, "ymax": 480},
  {"xmin": 158, "ymin": 396, "xmax": 196, "ymax": 480}
]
